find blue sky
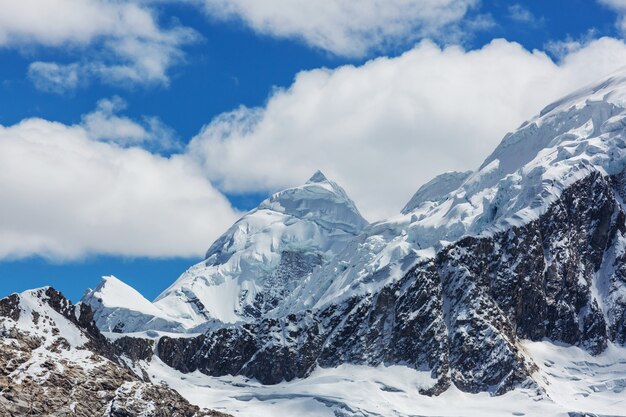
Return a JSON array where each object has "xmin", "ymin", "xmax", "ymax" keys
[{"xmin": 2, "ymin": 0, "xmax": 626, "ymax": 302}]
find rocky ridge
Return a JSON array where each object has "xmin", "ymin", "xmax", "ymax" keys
[{"xmin": 0, "ymin": 287, "xmax": 230, "ymax": 417}]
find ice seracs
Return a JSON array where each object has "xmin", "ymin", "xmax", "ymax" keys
[
  {"xmin": 401, "ymin": 170, "xmax": 472, "ymax": 215},
  {"xmin": 152, "ymin": 170, "xmax": 368, "ymax": 326}
]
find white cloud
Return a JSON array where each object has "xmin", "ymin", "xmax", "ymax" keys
[
  {"xmin": 599, "ymin": 0, "xmax": 626, "ymax": 9},
  {"xmin": 507, "ymin": 4, "xmax": 541, "ymax": 25},
  {"xmin": 0, "ymin": 0, "xmax": 196, "ymax": 91},
  {"xmin": 81, "ymin": 96, "xmax": 181, "ymax": 152},
  {"xmin": 188, "ymin": 37, "xmax": 626, "ymax": 220},
  {"xmin": 598, "ymin": 0, "xmax": 626, "ymax": 34},
  {"xmin": 27, "ymin": 62, "xmax": 82, "ymax": 93},
  {"xmin": 544, "ymin": 29, "xmax": 600, "ymax": 59},
  {"xmin": 0, "ymin": 111, "xmax": 238, "ymax": 260},
  {"xmin": 202, "ymin": 0, "xmax": 480, "ymax": 57}
]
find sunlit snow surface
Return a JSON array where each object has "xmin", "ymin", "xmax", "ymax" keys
[
  {"xmin": 138, "ymin": 341, "xmax": 626, "ymax": 417},
  {"xmin": 82, "ymin": 275, "xmax": 185, "ymax": 332}
]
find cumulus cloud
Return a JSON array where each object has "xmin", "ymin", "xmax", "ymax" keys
[
  {"xmin": 0, "ymin": 110, "xmax": 238, "ymax": 260},
  {"xmin": 1, "ymin": 0, "xmax": 196, "ymax": 91},
  {"xmin": 188, "ymin": 37, "xmax": 626, "ymax": 220},
  {"xmin": 202, "ymin": 0, "xmax": 480, "ymax": 57}
]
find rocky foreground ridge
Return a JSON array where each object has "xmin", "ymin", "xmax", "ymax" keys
[{"xmin": 0, "ymin": 287, "xmax": 230, "ymax": 417}]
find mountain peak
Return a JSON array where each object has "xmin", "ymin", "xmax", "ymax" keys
[
  {"xmin": 86, "ymin": 275, "xmax": 148, "ymax": 310},
  {"xmin": 257, "ymin": 172, "xmax": 368, "ymax": 234},
  {"xmin": 82, "ymin": 275, "xmax": 185, "ymax": 332},
  {"xmin": 307, "ymin": 170, "xmax": 329, "ymax": 184},
  {"xmin": 154, "ymin": 172, "xmax": 368, "ymax": 325}
]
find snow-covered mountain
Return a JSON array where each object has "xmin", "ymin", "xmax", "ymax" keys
[
  {"xmin": 152, "ymin": 170, "xmax": 368, "ymax": 326},
  {"xmin": 82, "ymin": 275, "xmax": 185, "ymax": 333},
  {"xmin": 272, "ymin": 69, "xmax": 626, "ymax": 318},
  {"xmin": 153, "ymin": 69, "xmax": 626, "ymax": 399},
  {"xmin": 82, "ymin": 171, "xmax": 367, "ymax": 332}
]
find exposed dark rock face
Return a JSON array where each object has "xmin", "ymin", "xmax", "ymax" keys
[
  {"xmin": 438, "ymin": 244, "xmax": 536, "ymax": 394},
  {"xmin": 43, "ymin": 287, "xmax": 120, "ymax": 361},
  {"xmin": 607, "ymin": 247, "xmax": 626, "ymax": 345},
  {"xmin": 114, "ymin": 337, "xmax": 155, "ymax": 363},
  {"xmin": 158, "ymin": 171, "xmax": 626, "ymax": 395},
  {"xmin": 447, "ymin": 171, "xmax": 625, "ymax": 354},
  {"xmin": 0, "ymin": 294, "xmax": 20, "ymax": 322},
  {"xmin": 0, "ymin": 289, "xmax": 230, "ymax": 417},
  {"xmin": 159, "ymin": 263, "xmax": 450, "ymax": 391}
]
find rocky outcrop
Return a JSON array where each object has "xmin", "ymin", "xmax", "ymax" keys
[
  {"xmin": 44, "ymin": 287, "xmax": 120, "ymax": 361},
  {"xmin": 0, "ymin": 288, "xmax": 230, "ymax": 417},
  {"xmin": 0, "ymin": 294, "xmax": 20, "ymax": 322},
  {"xmin": 107, "ymin": 381, "xmax": 231, "ymax": 417},
  {"xmin": 113, "ymin": 336, "xmax": 155, "ymax": 363}
]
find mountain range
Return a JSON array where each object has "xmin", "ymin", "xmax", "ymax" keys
[{"xmin": 4, "ymin": 70, "xmax": 626, "ymax": 416}]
